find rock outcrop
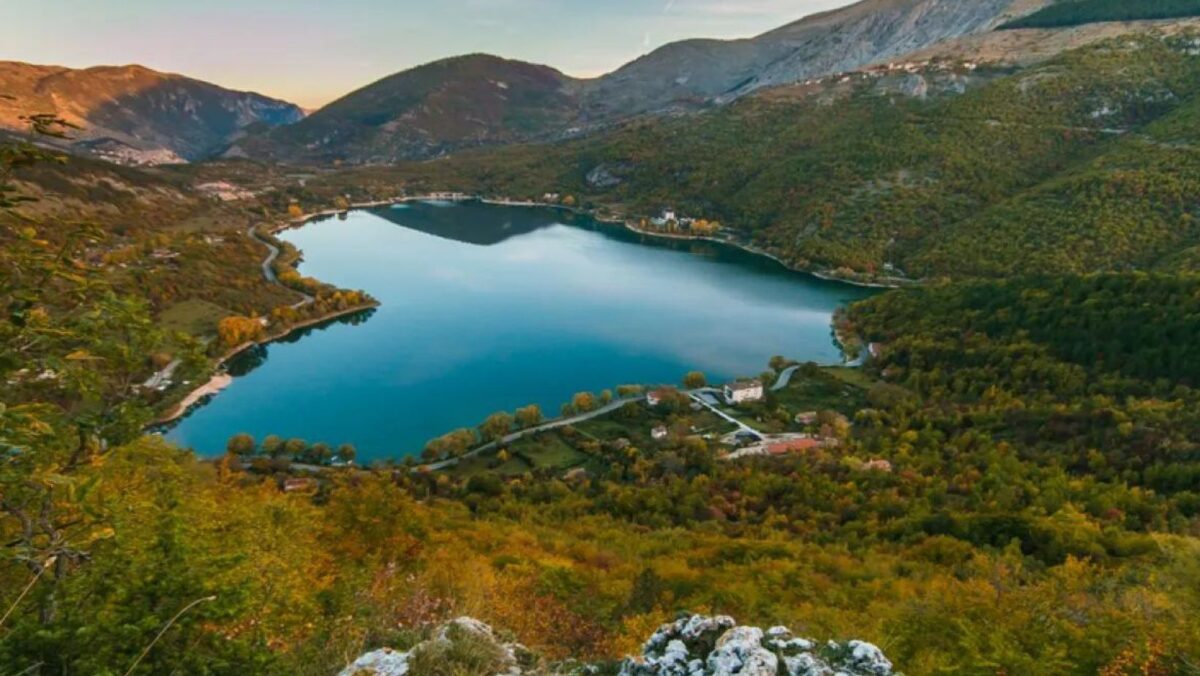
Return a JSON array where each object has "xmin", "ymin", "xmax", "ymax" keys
[
  {"xmin": 339, "ymin": 614, "xmax": 895, "ymax": 676},
  {"xmin": 620, "ymin": 615, "xmax": 894, "ymax": 676},
  {"xmin": 338, "ymin": 616, "xmax": 531, "ymax": 676}
]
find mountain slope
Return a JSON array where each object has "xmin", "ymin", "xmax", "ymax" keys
[
  {"xmin": 1001, "ymin": 0, "xmax": 1200, "ymax": 29},
  {"xmin": 235, "ymin": 0, "xmax": 1049, "ymax": 165},
  {"xmin": 361, "ymin": 27, "xmax": 1200, "ymax": 282},
  {"xmin": 0, "ymin": 61, "xmax": 303, "ymax": 163},
  {"xmin": 582, "ymin": 0, "xmax": 1047, "ymax": 120},
  {"xmin": 234, "ymin": 54, "xmax": 582, "ymax": 164}
]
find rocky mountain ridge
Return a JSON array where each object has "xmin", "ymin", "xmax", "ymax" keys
[
  {"xmin": 0, "ymin": 61, "xmax": 303, "ymax": 164},
  {"xmin": 581, "ymin": 0, "xmax": 1047, "ymax": 120},
  {"xmin": 233, "ymin": 0, "xmax": 1052, "ymax": 164}
]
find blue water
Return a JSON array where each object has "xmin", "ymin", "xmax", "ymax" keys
[{"xmin": 165, "ymin": 202, "xmax": 873, "ymax": 460}]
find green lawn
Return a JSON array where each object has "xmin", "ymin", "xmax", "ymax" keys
[
  {"xmin": 773, "ymin": 369, "xmax": 870, "ymax": 416},
  {"xmin": 158, "ymin": 299, "xmax": 230, "ymax": 338},
  {"xmin": 511, "ymin": 433, "xmax": 587, "ymax": 470}
]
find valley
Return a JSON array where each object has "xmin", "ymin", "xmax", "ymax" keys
[
  {"xmin": 162, "ymin": 202, "xmax": 872, "ymax": 460},
  {"xmin": 3, "ymin": 1, "xmax": 1200, "ymax": 673}
]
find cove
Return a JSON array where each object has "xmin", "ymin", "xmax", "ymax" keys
[{"xmin": 164, "ymin": 202, "xmax": 875, "ymax": 461}]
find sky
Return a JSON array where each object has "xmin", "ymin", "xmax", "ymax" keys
[{"xmin": 1, "ymin": 0, "xmax": 850, "ymax": 109}]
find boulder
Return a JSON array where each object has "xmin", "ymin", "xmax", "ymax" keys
[
  {"xmin": 339, "ymin": 616, "xmax": 530, "ymax": 676},
  {"xmin": 620, "ymin": 614, "xmax": 895, "ymax": 676},
  {"xmin": 340, "ymin": 613, "xmax": 896, "ymax": 676},
  {"xmin": 338, "ymin": 647, "xmax": 410, "ymax": 676}
]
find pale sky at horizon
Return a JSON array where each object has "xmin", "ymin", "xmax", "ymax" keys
[{"xmin": 1, "ymin": 0, "xmax": 851, "ymax": 109}]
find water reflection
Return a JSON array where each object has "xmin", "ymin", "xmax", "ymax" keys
[{"xmin": 166, "ymin": 204, "xmax": 873, "ymax": 459}]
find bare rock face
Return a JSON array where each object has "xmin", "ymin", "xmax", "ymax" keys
[
  {"xmin": 581, "ymin": 0, "xmax": 1038, "ymax": 120},
  {"xmin": 619, "ymin": 615, "xmax": 895, "ymax": 676},
  {"xmin": 340, "ymin": 648, "xmax": 411, "ymax": 676},
  {"xmin": 586, "ymin": 164, "xmax": 625, "ymax": 189}
]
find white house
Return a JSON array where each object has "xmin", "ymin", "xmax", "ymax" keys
[
  {"xmin": 724, "ymin": 379, "xmax": 764, "ymax": 405},
  {"xmin": 651, "ymin": 425, "xmax": 670, "ymax": 441}
]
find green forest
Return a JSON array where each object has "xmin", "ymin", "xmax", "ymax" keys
[{"xmin": 1001, "ymin": 0, "xmax": 1200, "ymax": 29}]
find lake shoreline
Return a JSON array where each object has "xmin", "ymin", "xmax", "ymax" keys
[
  {"xmin": 165, "ymin": 197, "xmax": 873, "ymax": 454},
  {"xmin": 152, "ymin": 302, "xmax": 379, "ymax": 427},
  {"xmin": 292, "ymin": 193, "xmax": 911, "ymax": 290}
]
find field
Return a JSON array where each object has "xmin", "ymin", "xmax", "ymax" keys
[{"xmin": 157, "ymin": 298, "xmax": 230, "ymax": 339}]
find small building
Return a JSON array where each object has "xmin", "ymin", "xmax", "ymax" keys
[
  {"xmin": 864, "ymin": 459, "xmax": 894, "ymax": 473},
  {"xmin": 795, "ymin": 411, "xmax": 819, "ymax": 426},
  {"xmin": 646, "ymin": 387, "xmax": 676, "ymax": 407},
  {"xmin": 767, "ymin": 438, "xmax": 821, "ymax": 456},
  {"xmin": 662, "ymin": 208, "xmax": 677, "ymax": 222},
  {"xmin": 283, "ymin": 478, "xmax": 318, "ymax": 493},
  {"xmin": 651, "ymin": 425, "xmax": 670, "ymax": 441},
  {"xmin": 724, "ymin": 379, "xmax": 764, "ymax": 405},
  {"xmin": 563, "ymin": 467, "xmax": 593, "ymax": 483}
]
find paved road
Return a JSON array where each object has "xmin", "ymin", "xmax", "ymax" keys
[
  {"xmin": 142, "ymin": 358, "xmax": 181, "ymax": 390},
  {"xmin": 688, "ymin": 389, "xmax": 764, "ymax": 441},
  {"xmin": 248, "ymin": 225, "xmax": 313, "ymax": 309},
  {"xmin": 424, "ymin": 396, "xmax": 645, "ymax": 470},
  {"xmin": 771, "ymin": 365, "xmax": 798, "ymax": 392}
]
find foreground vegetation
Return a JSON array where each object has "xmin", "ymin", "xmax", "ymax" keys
[{"xmin": 5, "ymin": 265, "xmax": 1200, "ymax": 673}]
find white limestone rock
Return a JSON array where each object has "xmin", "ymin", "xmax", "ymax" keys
[
  {"xmin": 619, "ymin": 614, "xmax": 896, "ymax": 676},
  {"xmin": 706, "ymin": 627, "xmax": 778, "ymax": 675},
  {"xmin": 845, "ymin": 641, "xmax": 893, "ymax": 676},
  {"xmin": 338, "ymin": 648, "xmax": 410, "ymax": 676}
]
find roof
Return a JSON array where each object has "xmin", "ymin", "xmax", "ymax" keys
[
  {"xmin": 767, "ymin": 438, "xmax": 821, "ymax": 455},
  {"xmin": 726, "ymin": 379, "xmax": 762, "ymax": 391}
]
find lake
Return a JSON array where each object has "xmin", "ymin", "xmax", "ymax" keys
[{"xmin": 165, "ymin": 201, "xmax": 874, "ymax": 460}]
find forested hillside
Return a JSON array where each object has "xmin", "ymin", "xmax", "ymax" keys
[
  {"xmin": 1002, "ymin": 0, "xmax": 1200, "ymax": 29},
  {"xmin": 5, "ymin": 228, "xmax": 1200, "ymax": 673},
  {"xmin": 2, "ymin": 130, "xmax": 1199, "ymax": 673},
  {"xmin": 371, "ymin": 30, "xmax": 1200, "ymax": 282}
]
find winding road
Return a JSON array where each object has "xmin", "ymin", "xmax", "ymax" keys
[
  {"xmin": 425, "ymin": 396, "xmax": 645, "ymax": 470},
  {"xmin": 771, "ymin": 365, "xmax": 799, "ymax": 391},
  {"xmin": 247, "ymin": 224, "xmax": 313, "ymax": 309}
]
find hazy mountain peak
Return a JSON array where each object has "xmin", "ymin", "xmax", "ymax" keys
[{"xmin": 0, "ymin": 60, "xmax": 303, "ymax": 164}]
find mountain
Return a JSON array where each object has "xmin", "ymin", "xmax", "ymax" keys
[
  {"xmin": 233, "ymin": 54, "xmax": 582, "ymax": 164},
  {"xmin": 360, "ymin": 25, "xmax": 1200, "ymax": 283},
  {"xmin": 234, "ymin": 0, "xmax": 1049, "ymax": 165},
  {"xmin": 0, "ymin": 61, "xmax": 303, "ymax": 164},
  {"xmin": 580, "ymin": 0, "xmax": 1047, "ymax": 120}
]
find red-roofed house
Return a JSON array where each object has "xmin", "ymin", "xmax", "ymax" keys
[
  {"xmin": 647, "ymin": 388, "xmax": 676, "ymax": 407},
  {"xmin": 767, "ymin": 438, "xmax": 821, "ymax": 455}
]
